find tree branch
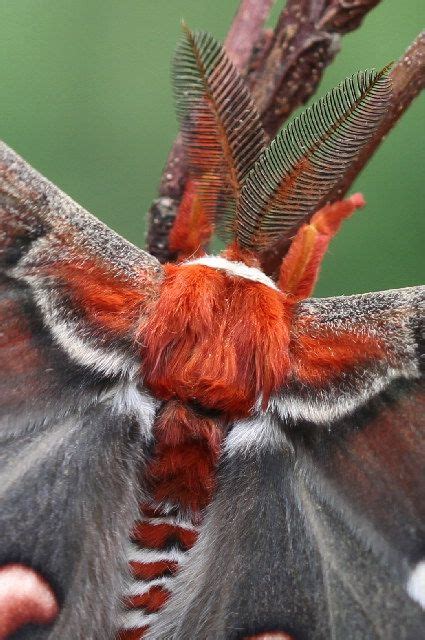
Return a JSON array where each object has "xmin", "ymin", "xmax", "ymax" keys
[
  {"xmin": 249, "ymin": 0, "xmax": 382, "ymax": 138},
  {"xmin": 224, "ymin": 0, "xmax": 277, "ymax": 72},
  {"xmin": 260, "ymin": 30, "xmax": 425, "ymax": 277}
]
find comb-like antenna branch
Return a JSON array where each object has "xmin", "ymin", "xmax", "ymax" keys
[
  {"xmin": 173, "ymin": 27, "xmax": 266, "ymax": 237},
  {"xmin": 260, "ymin": 30, "xmax": 425, "ymax": 277},
  {"xmin": 236, "ymin": 67, "xmax": 391, "ymax": 250}
]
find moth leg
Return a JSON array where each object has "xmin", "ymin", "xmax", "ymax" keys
[
  {"xmin": 278, "ymin": 194, "xmax": 365, "ymax": 300},
  {"xmin": 168, "ymin": 178, "xmax": 215, "ymax": 261}
]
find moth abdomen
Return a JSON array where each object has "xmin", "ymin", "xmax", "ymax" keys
[{"xmin": 119, "ymin": 400, "xmax": 223, "ymax": 638}]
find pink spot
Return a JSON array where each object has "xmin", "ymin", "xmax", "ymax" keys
[
  {"xmin": 0, "ymin": 564, "xmax": 58, "ymax": 639},
  {"xmin": 348, "ymin": 192, "xmax": 366, "ymax": 209}
]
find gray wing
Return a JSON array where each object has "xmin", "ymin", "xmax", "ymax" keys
[
  {"xmin": 0, "ymin": 142, "xmax": 162, "ymax": 638},
  {"xmin": 148, "ymin": 287, "xmax": 425, "ymax": 640}
]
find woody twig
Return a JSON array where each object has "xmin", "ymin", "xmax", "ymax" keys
[{"xmin": 248, "ymin": 0, "xmax": 382, "ymax": 138}]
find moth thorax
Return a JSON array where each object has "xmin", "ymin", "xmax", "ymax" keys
[{"xmin": 141, "ymin": 261, "xmax": 291, "ymax": 416}]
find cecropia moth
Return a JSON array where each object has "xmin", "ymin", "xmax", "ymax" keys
[{"xmin": 0, "ymin": 24, "xmax": 424, "ymax": 640}]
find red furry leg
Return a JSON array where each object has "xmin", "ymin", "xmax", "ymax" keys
[
  {"xmin": 169, "ymin": 179, "xmax": 213, "ymax": 260},
  {"xmin": 279, "ymin": 194, "xmax": 365, "ymax": 300}
]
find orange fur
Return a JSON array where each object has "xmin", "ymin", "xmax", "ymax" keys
[
  {"xmin": 169, "ymin": 179, "xmax": 213, "ymax": 260},
  {"xmin": 129, "ymin": 560, "xmax": 178, "ymax": 581},
  {"xmin": 279, "ymin": 194, "xmax": 365, "ymax": 300},
  {"xmin": 145, "ymin": 401, "xmax": 223, "ymax": 511},
  {"xmin": 132, "ymin": 520, "xmax": 198, "ymax": 551},
  {"xmin": 290, "ymin": 317, "xmax": 385, "ymax": 385},
  {"xmin": 125, "ymin": 586, "xmax": 170, "ymax": 612},
  {"xmin": 141, "ymin": 263, "xmax": 291, "ymax": 416},
  {"xmin": 223, "ymin": 241, "xmax": 260, "ymax": 267},
  {"xmin": 46, "ymin": 259, "xmax": 156, "ymax": 336}
]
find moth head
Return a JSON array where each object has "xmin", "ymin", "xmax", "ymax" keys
[{"xmin": 141, "ymin": 257, "xmax": 291, "ymax": 418}]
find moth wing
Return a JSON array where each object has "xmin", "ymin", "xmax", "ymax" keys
[
  {"xmin": 0, "ymin": 141, "xmax": 163, "ymax": 423},
  {"xmin": 0, "ymin": 142, "xmax": 162, "ymax": 638},
  {"xmin": 147, "ymin": 286, "xmax": 425, "ymax": 640}
]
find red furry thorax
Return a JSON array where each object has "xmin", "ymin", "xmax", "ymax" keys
[{"xmin": 141, "ymin": 262, "xmax": 291, "ymax": 417}]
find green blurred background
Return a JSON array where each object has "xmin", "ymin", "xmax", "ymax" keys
[{"xmin": 0, "ymin": 0, "xmax": 423, "ymax": 297}]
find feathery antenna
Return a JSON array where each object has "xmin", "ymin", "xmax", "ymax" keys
[
  {"xmin": 236, "ymin": 67, "xmax": 392, "ymax": 250},
  {"xmin": 172, "ymin": 26, "xmax": 265, "ymax": 236}
]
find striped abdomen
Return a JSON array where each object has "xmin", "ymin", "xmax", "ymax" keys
[{"xmin": 118, "ymin": 401, "xmax": 224, "ymax": 638}]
